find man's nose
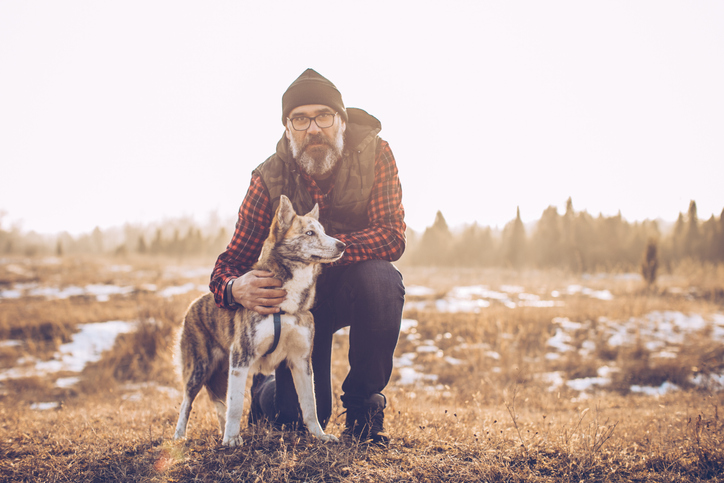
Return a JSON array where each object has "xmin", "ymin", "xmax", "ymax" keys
[{"xmin": 306, "ymin": 119, "xmax": 322, "ymax": 134}]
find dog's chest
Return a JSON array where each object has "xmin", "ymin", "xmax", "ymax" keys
[{"xmin": 279, "ymin": 265, "xmax": 317, "ymax": 313}]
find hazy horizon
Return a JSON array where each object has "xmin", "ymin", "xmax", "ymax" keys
[{"xmin": 2, "ymin": 1, "xmax": 722, "ymax": 236}]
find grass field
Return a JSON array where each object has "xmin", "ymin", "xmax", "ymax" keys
[{"xmin": 1, "ymin": 255, "xmax": 723, "ymax": 482}]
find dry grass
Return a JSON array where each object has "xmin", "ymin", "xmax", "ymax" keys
[{"xmin": 1, "ymin": 256, "xmax": 723, "ymax": 482}]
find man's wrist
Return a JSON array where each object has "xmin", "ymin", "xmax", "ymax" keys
[{"xmin": 225, "ymin": 278, "xmax": 239, "ymax": 308}]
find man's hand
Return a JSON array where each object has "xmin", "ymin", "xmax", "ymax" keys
[{"xmin": 231, "ymin": 270, "xmax": 286, "ymax": 315}]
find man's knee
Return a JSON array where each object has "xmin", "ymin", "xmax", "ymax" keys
[
  {"xmin": 347, "ymin": 260, "xmax": 403, "ymax": 301},
  {"xmin": 341, "ymin": 260, "xmax": 404, "ymax": 330}
]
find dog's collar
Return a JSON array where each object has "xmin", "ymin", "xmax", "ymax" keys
[{"xmin": 264, "ymin": 310, "xmax": 284, "ymax": 356}]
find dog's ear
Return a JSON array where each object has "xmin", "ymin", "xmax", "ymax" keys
[
  {"xmin": 277, "ymin": 195, "xmax": 296, "ymax": 230},
  {"xmin": 305, "ymin": 203, "xmax": 320, "ymax": 221}
]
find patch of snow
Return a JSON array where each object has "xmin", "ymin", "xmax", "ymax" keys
[
  {"xmin": 0, "ymin": 288, "xmax": 22, "ymax": 299},
  {"xmin": 158, "ymin": 283, "xmax": 207, "ymax": 298},
  {"xmin": 540, "ymin": 371, "xmax": 565, "ymax": 391},
  {"xmin": 56, "ymin": 377, "xmax": 81, "ymax": 388},
  {"xmin": 501, "ymin": 285, "xmax": 525, "ymax": 294},
  {"xmin": 435, "ymin": 297, "xmax": 490, "ymax": 313},
  {"xmin": 394, "ymin": 353, "xmax": 417, "ymax": 367},
  {"xmin": 397, "ymin": 367, "xmax": 438, "ymax": 385},
  {"xmin": 566, "ymin": 377, "xmax": 610, "ymax": 392},
  {"xmin": 405, "ymin": 285, "xmax": 436, "ymax": 297},
  {"xmin": 691, "ymin": 373, "xmax": 724, "ymax": 390},
  {"xmin": 630, "ymin": 382, "xmax": 680, "ymax": 396},
  {"xmin": 30, "ymin": 402, "xmax": 61, "ymax": 411},
  {"xmin": 85, "ymin": 284, "xmax": 135, "ymax": 302},
  {"xmin": 400, "ymin": 319, "xmax": 418, "ymax": 332},
  {"xmin": 444, "ymin": 356, "xmax": 463, "ymax": 365},
  {"xmin": 0, "ymin": 320, "xmax": 136, "ymax": 382},
  {"xmin": 547, "ymin": 328, "xmax": 575, "ymax": 353}
]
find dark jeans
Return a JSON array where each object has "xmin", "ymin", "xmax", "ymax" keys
[{"xmin": 269, "ymin": 259, "xmax": 405, "ymax": 428}]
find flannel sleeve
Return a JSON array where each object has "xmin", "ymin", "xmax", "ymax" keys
[
  {"xmin": 209, "ymin": 175, "xmax": 273, "ymax": 307},
  {"xmin": 333, "ymin": 140, "xmax": 406, "ymax": 265}
]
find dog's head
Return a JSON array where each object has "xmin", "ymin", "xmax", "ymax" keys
[{"xmin": 270, "ymin": 195, "xmax": 345, "ymax": 264}]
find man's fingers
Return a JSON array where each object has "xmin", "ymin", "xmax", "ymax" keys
[
  {"xmin": 249, "ymin": 270, "xmax": 277, "ymax": 279},
  {"xmin": 232, "ymin": 270, "xmax": 286, "ymax": 312},
  {"xmin": 253, "ymin": 305, "xmax": 282, "ymax": 315},
  {"xmin": 252, "ymin": 275, "xmax": 283, "ymax": 289},
  {"xmin": 253, "ymin": 288, "xmax": 286, "ymax": 299}
]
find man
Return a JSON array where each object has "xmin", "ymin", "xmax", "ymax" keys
[{"xmin": 210, "ymin": 68, "xmax": 406, "ymax": 444}]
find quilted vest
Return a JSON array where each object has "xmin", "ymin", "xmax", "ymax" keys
[{"xmin": 253, "ymin": 108, "xmax": 381, "ymax": 235}]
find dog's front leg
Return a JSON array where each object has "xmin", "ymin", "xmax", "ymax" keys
[
  {"xmin": 222, "ymin": 344, "xmax": 251, "ymax": 447},
  {"xmin": 290, "ymin": 358, "xmax": 338, "ymax": 443}
]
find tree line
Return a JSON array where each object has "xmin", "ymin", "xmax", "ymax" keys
[
  {"xmin": 0, "ymin": 213, "xmax": 232, "ymax": 260},
  {"xmin": 1, "ymin": 199, "xmax": 722, "ymax": 271},
  {"xmin": 400, "ymin": 198, "xmax": 724, "ymax": 272}
]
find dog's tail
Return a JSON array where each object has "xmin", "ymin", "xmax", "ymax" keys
[{"xmin": 172, "ymin": 316, "xmax": 186, "ymax": 381}]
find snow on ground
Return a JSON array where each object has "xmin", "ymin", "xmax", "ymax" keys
[
  {"xmin": 397, "ymin": 287, "xmax": 724, "ymax": 397},
  {"xmin": 0, "ymin": 321, "xmax": 136, "ymax": 382},
  {"xmin": 0, "ymin": 281, "xmax": 208, "ymax": 301},
  {"xmin": 2, "ymin": 273, "xmax": 722, "ymax": 407},
  {"xmin": 404, "ymin": 283, "xmax": 599, "ymax": 313}
]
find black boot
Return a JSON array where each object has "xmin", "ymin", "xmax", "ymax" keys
[
  {"xmin": 248, "ymin": 373, "xmax": 276, "ymax": 425},
  {"xmin": 342, "ymin": 393, "xmax": 390, "ymax": 445}
]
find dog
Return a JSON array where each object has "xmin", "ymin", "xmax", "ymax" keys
[{"xmin": 173, "ymin": 195, "xmax": 345, "ymax": 447}]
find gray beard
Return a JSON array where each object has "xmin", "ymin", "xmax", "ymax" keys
[{"xmin": 290, "ymin": 129, "xmax": 345, "ymax": 178}]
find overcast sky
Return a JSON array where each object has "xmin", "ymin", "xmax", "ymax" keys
[{"xmin": 1, "ymin": 1, "xmax": 722, "ymax": 235}]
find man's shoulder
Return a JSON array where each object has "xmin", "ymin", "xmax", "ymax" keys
[
  {"xmin": 346, "ymin": 108, "xmax": 382, "ymax": 152},
  {"xmin": 253, "ymin": 152, "xmax": 289, "ymax": 179}
]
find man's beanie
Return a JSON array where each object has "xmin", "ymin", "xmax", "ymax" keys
[{"xmin": 282, "ymin": 68, "xmax": 347, "ymax": 125}]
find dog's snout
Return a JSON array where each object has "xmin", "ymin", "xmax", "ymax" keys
[{"xmin": 336, "ymin": 240, "xmax": 346, "ymax": 251}]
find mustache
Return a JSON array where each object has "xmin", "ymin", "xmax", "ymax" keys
[{"xmin": 301, "ymin": 133, "xmax": 334, "ymax": 150}]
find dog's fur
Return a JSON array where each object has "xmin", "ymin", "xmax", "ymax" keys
[{"xmin": 173, "ymin": 195, "xmax": 344, "ymax": 447}]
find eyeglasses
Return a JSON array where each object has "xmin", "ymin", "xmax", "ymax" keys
[{"xmin": 287, "ymin": 112, "xmax": 337, "ymax": 131}]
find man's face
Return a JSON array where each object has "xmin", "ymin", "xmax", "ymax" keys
[{"xmin": 285, "ymin": 104, "xmax": 346, "ymax": 179}]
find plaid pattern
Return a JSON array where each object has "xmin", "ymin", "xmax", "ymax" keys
[{"xmin": 210, "ymin": 140, "xmax": 406, "ymax": 307}]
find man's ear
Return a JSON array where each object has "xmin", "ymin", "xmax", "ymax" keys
[
  {"xmin": 285, "ymin": 122, "xmax": 292, "ymax": 141},
  {"xmin": 277, "ymin": 195, "xmax": 296, "ymax": 229},
  {"xmin": 305, "ymin": 203, "xmax": 320, "ymax": 221}
]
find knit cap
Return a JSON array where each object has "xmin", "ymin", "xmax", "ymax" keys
[{"xmin": 281, "ymin": 69, "xmax": 347, "ymax": 125}]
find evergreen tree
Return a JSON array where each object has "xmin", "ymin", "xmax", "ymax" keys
[
  {"xmin": 150, "ymin": 228, "xmax": 164, "ymax": 255},
  {"xmin": 670, "ymin": 212, "xmax": 686, "ymax": 262},
  {"xmin": 719, "ymin": 208, "xmax": 724, "ymax": 262},
  {"xmin": 685, "ymin": 200, "xmax": 700, "ymax": 259},
  {"xmin": 451, "ymin": 223, "xmax": 496, "ymax": 266},
  {"xmin": 700, "ymin": 215, "xmax": 718, "ymax": 262},
  {"xmin": 533, "ymin": 206, "xmax": 562, "ymax": 267},
  {"xmin": 91, "ymin": 226, "xmax": 103, "ymax": 254},
  {"xmin": 137, "ymin": 235, "xmax": 147, "ymax": 254},
  {"xmin": 415, "ymin": 211, "xmax": 453, "ymax": 265},
  {"xmin": 561, "ymin": 197, "xmax": 582, "ymax": 271},
  {"xmin": 504, "ymin": 207, "xmax": 526, "ymax": 268}
]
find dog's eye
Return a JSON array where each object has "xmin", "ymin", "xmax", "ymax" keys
[{"xmin": 305, "ymin": 230, "xmax": 315, "ymax": 236}]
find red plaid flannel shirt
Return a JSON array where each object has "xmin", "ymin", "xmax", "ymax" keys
[{"xmin": 210, "ymin": 139, "xmax": 406, "ymax": 307}]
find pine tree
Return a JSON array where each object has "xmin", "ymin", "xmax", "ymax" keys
[
  {"xmin": 415, "ymin": 211, "xmax": 453, "ymax": 265},
  {"xmin": 719, "ymin": 208, "xmax": 724, "ymax": 262},
  {"xmin": 505, "ymin": 207, "xmax": 526, "ymax": 268},
  {"xmin": 533, "ymin": 206, "xmax": 562, "ymax": 267},
  {"xmin": 137, "ymin": 235, "xmax": 147, "ymax": 254},
  {"xmin": 685, "ymin": 200, "xmax": 700, "ymax": 259}
]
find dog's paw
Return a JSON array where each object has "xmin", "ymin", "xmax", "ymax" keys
[
  {"xmin": 222, "ymin": 434, "xmax": 243, "ymax": 448},
  {"xmin": 317, "ymin": 433, "xmax": 339, "ymax": 443}
]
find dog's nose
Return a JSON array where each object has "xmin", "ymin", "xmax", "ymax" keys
[{"xmin": 336, "ymin": 241, "xmax": 346, "ymax": 251}]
